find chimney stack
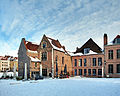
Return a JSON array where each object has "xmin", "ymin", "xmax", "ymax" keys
[{"xmin": 104, "ymin": 33, "xmax": 108, "ymax": 45}]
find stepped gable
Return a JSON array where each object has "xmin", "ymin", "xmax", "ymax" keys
[{"xmin": 74, "ymin": 38, "xmax": 102, "ymax": 54}]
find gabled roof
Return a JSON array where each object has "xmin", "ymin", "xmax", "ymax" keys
[
  {"xmin": 113, "ymin": 35, "xmax": 120, "ymax": 43},
  {"xmin": 46, "ymin": 36, "xmax": 68, "ymax": 54},
  {"xmin": 74, "ymin": 38, "xmax": 102, "ymax": 54},
  {"xmin": 23, "ymin": 38, "xmax": 39, "ymax": 52}
]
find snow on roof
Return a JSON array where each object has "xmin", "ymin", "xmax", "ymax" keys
[
  {"xmin": 29, "ymin": 56, "xmax": 41, "ymax": 62},
  {"xmin": 86, "ymin": 50, "xmax": 98, "ymax": 55},
  {"xmin": 67, "ymin": 51, "xmax": 83, "ymax": 56},
  {"xmin": 47, "ymin": 38, "xmax": 66, "ymax": 53},
  {"xmin": 27, "ymin": 49, "xmax": 38, "ymax": 53},
  {"xmin": 69, "ymin": 50, "xmax": 98, "ymax": 56}
]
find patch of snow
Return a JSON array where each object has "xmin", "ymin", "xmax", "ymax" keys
[
  {"xmin": 48, "ymin": 38, "xmax": 65, "ymax": 53},
  {"xmin": 87, "ymin": 50, "xmax": 98, "ymax": 55},
  {"xmin": 29, "ymin": 56, "xmax": 41, "ymax": 62},
  {"xmin": 0, "ymin": 72, "xmax": 18, "ymax": 78},
  {"xmin": 27, "ymin": 49, "xmax": 38, "ymax": 53},
  {"xmin": 0, "ymin": 78, "xmax": 120, "ymax": 96}
]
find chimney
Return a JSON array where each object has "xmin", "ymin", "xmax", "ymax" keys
[{"xmin": 104, "ymin": 34, "xmax": 108, "ymax": 45}]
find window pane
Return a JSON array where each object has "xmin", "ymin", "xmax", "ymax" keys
[
  {"xmin": 98, "ymin": 69, "xmax": 102, "ymax": 75},
  {"xmin": 42, "ymin": 52, "xmax": 47, "ymax": 61},
  {"xmin": 93, "ymin": 69, "xmax": 96, "ymax": 76},
  {"xmin": 108, "ymin": 50, "xmax": 113, "ymax": 59},
  {"xmin": 93, "ymin": 58, "xmax": 96, "ymax": 66},
  {"xmin": 62, "ymin": 57, "xmax": 64, "ymax": 64},
  {"xmin": 117, "ymin": 64, "xmax": 120, "ymax": 73},
  {"xmin": 117, "ymin": 49, "xmax": 120, "ymax": 59},
  {"xmin": 74, "ymin": 59, "xmax": 77, "ymax": 66},
  {"xmin": 79, "ymin": 59, "xmax": 82, "ymax": 66},
  {"xmin": 84, "ymin": 59, "xmax": 87, "ymax": 66},
  {"xmin": 88, "ymin": 69, "xmax": 91, "ymax": 76},
  {"xmin": 98, "ymin": 58, "xmax": 102, "ymax": 66},
  {"xmin": 108, "ymin": 64, "xmax": 113, "ymax": 73},
  {"xmin": 84, "ymin": 69, "xmax": 87, "ymax": 76},
  {"xmin": 79, "ymin": 69, "xmax": 82, "ymax": 75},
  {"xmin": 75, "ymin": 69, "xmax": 77, "ymax": 76}
]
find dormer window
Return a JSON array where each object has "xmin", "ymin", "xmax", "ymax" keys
[
  {"xmin": 114, "ymin": 38, "xmax": 120, "ymax": 44},
  {"xmin": 84, "ymin": 48, "xmax": 90, "ymax": 54}
]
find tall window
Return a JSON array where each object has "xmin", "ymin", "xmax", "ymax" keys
[
  {"xmin": 98, "ymin": 69, "xmax": 102, "ymax": 76},
  {"xmin": 88, "ymin": 69, "xmax": 91, "ymax": 76},
  {"xmin": 79, "ymin": 59, "xmax": 82, "ymax": 66},
  {"xmin": 117, "ymin": 49, "xmax": 120, "ymax": 59},
  {"xmin": 79, "ymin": 69, "xmax": 82, "ymax": 75},
  {"xmin": 42, "ymin": 52, "xmax": 47, "ymax": 61},
  {"xmin": 35, "ymin": 62, "xmax": 37, "ymax": 67},
  {"xmin": 108, "ymin": 50, "xmax": 113, "ymax": 59},
  {"xmin": 74, "ymin": 59, "xmax": 77, "ymax": 67},
  {"xmin": 98, "ymin": 57, "xmax": 102, "ymax": 66},
  {"xmin": 75, "ymin": 69, "xmax": 77, "ymax": 76},
  {"xmin": 84, "ymin": 69, "xmax": 87, "ymax": 76},
  {"xmin": 84, "ymin": 48, "xmax": 90, "ymax": 54},
  {"xmin": 117, "ymin": 64, "xmax": 120, "ymax": 73},
  {"xmin": 108, "ymin": 64, "xmax": 113, "ymax": 74},
  {"xmin": 93, "ymin": 69, "xmax": 96, "ymax": 76},
  {"xmin": 62, "ymin": 57, "xmax": 64, "ymax": 65},
  {"xmin": 84, "ymin": 59, "xmax": 87, "ymax": 66},
  {"xmin": 93, "ymin": 58, "xmax": 96, "ymax": 66},
  {"xmin": 56, "ymin": 56, "xmax": 58, "ymax": 62}
]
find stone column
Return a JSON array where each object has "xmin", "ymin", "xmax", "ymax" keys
[
  {"xmin": 13, "ymin": 62, "xmax": 16, "ymax": 79},
  {"xmin": 24, "ymin": 63, "xmax": 27, "ymax": 80},
  {"xmin": 40, "ymin": 64, "xmax": 42, "ymax": 77}
]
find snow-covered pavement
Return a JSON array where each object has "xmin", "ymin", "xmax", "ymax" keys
[{"xmin": 0, "ymin": 77, "xmax": 120, "ymax": 96}]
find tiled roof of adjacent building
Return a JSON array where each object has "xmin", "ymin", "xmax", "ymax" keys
[{"xmin": 23, "ymin": 38, "xmax": 39, "ymax": 52}]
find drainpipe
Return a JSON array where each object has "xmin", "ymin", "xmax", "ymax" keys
[{"xmin": 52, "ymin": 48, "xmax": 54, "ymax": 78}]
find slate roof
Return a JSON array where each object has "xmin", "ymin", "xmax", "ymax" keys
[{"xmin": 74, "ymin": 38, "xmax": 102, "ymax": 54}]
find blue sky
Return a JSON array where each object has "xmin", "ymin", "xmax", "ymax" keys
[{"xmin": 0, "ymin": 0, "xmax": 120, "ymax": 56}]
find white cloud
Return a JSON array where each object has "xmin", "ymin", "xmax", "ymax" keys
[{"xmin": 0, "ymin": 0, "xmax": 120, "ymax": 56}]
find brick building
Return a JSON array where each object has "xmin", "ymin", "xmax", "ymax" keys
[
  {"xmin": 18, "ymin": 35, "xmax": 72, "ymax": 79},
  {"xmin": 18, "ymin": 38, "xmax": 41, "ymax": 79},
  {"xmin": 104, "ymin": 34, "xmax": 120, "ymax": 77},
  {"xmin": 18, "ymin": 34, "xmax": 120, "ymax": 78},
  {"xmin": 38, "ymin": 35, "xmax": 72, "ymax": 77},
  {"xmin": 71, "ymin": 38, "xmax": 104, "ymax": 77}
]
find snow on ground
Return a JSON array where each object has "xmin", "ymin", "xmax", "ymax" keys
[{"xmin": 0, "ymin": 77, "xmax": 120, "ymax": 96}]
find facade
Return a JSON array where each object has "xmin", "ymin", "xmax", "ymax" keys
[
  {"xmin": 0, "ymin": 56, "xmax": 11, "ymax": 72},
  {"xmin": 38, "ymin": 35, "xmax": 72, "ymax": 77},
  {"xmin": 18, "ymin": 35, "xmax": 72, "ymax": 79},
  {"xmin": 71, "ymin": 38, "xmax": 104, "ymax": 77},
  {"xmin": 0, "ymin": 56, "xmax": 18, "ymax": 72},
  {"xmin": 18, "ymin": 34, "xmax": 120, "ymax": 78},
  {"xmin": 104, "ymin": 34, "xmax": 120, "ymax": 77},
  {"xmin": 10, "ymin": 57, "xmax": 18, "ymax": 72},
  {"xmin": 18, "ymin": 38, "xmax": 41, "ymax": 79}
]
